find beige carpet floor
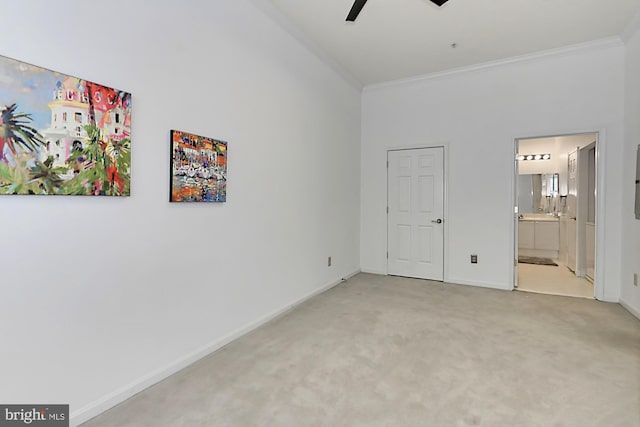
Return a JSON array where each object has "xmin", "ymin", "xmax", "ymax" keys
[{"xmin": 82, "ymin": 273, "xmax": 640, "ymax": 427}]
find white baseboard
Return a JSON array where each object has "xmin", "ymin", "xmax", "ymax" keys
[
  {"xmin": 446, "ymin": 277, "xmax": 512, "ymax": 291},
  {"xmin": 360, "ymin": 267, "xmax": 387, "ymax": 275},
  {"xmin": 620, "ymin": 298, "xmax": 640, "ymax": 321},
  {"xmin": 70, "ymin": 269, "xmax": 360, "ymax": 426},
  {"xmin": 341, "ymin": 269, "xmax": 361, "ymax": 281}
]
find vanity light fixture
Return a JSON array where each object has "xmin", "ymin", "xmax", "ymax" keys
[{"xmin": 518, "ymin": 154, "xmax": 551, "ymax": 161}]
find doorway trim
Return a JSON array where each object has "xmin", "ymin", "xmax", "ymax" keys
[
  {"xmin": 385, "ymin": 143, "xmax": 449, "ymax": 282},
  {"xmin": 511, "ymin": 129, "xmax": 606, "ymax": 301}
]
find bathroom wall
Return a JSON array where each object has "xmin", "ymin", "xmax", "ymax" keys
[
  {"xmin": 518, "ymin": 138, "xmax": 559, "ymax": 175},
  {"xmin": 519, "ymin": 134, "xmax": 597, "ymax": 195}
]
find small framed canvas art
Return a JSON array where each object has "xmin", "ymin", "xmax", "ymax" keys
[{"xmin": 170, "ymin": 130, "xmax": 227, "ymax": 202}]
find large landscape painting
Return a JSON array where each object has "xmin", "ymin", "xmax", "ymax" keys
[{"xmin": 0, "ymin": 55, "xmax": 131, "ymax": 196}]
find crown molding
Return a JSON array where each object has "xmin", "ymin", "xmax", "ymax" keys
[{"xmin": 364, "ymin": 37, "xmax": 624, "ymax": 93}]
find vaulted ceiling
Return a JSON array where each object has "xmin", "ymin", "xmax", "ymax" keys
[{"xmin": 266, "ymin": 0, "xmax": 640, "ymax": 86}]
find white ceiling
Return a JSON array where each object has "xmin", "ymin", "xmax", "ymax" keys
[{"xmin": 267, "ymin": 0, "xmax": 640, "ymax": 86}]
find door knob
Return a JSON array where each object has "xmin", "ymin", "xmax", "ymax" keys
[{"xmin": 432, "ymin": 219, "xmax": 443, "ymax": 224}]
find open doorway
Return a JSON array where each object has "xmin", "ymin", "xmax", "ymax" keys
[{"xmin": 514, "ymin": 133, "xmax": 597, "ymax": 299}]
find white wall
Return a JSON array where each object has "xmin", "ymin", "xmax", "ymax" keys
[
  {"xmin": 361, "ymin": 41, "xmax": 625, "ymax": 297},
  {"xmin": 0, "ymin": 0, "xmax": 361, "ymax": 423},
  {"xmin": 622, "ymin": 23, "xmax": 640, "ymax": 317}
]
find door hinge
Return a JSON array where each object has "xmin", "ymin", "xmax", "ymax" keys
[
  {"xmin": 386, "ymin": 161, "xmax": 389, "ymax": 168},
  {"xmin": 386, "ymin": 251, "xmax": 389, "ymax": 259},
  {"xmin": 387, "ymin": 206, "xmax": 389, "ymax": 214}
]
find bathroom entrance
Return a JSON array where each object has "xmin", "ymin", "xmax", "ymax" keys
[{"xmin": 514, "ymin": 133, "xmax": 598, "ymax": 299}]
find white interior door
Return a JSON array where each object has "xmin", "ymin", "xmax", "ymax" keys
[{"xmin": 387, "ymin": 147, "xmax": 444, "ymax": 280}]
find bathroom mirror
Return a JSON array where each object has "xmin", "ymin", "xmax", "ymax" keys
[{"xmin": 518, "ymin": 173, "xmax": 559, "ymax": 214}]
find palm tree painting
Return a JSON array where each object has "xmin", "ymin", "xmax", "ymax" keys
[
  {"xmin": 0, "ymin": 104, "xmax": 44, "ymax": 160},
  {"xmin": 0, "ymin": 54, "xmax": 131, "ymax": 196}
]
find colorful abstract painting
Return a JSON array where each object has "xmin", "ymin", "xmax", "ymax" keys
[
  {"xmin": 170, "ymin": 130, "xmax": 227, "ymax": 202},
  {"xmin": 0, "ymin": 55, "xmax": 131, "ymax": 196}
]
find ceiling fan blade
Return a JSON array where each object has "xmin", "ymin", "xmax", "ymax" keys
[{"xmin": 346, "ymin": 0, "xmax": 368, "ymax": 22}]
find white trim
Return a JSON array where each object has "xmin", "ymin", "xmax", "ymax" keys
[
  {"xmin": 594, "ymin": 130, "xmax": 606, "ymax": 301},
  {"xmin": 360, "ymin": 267, "xmax": 388, "ymax": 275},
  {"xmin": 248, "ymin": 0, "xmax": 363, "ymax": 91},
  {"xmin": 620, "ymin": 298, "xmax": 640, "ymax": 321},
  {"xmin": 70, "ymin": 269, "xmax": 360, "ymax": 426},
  {"xmin": 364, "ymin": 37, "xmax": 623, "ymax": 92},
  {"xmin": 385, "ymin": 141, "xmax": 450, "ymax": 152},
  {"xmin": 443, "ymin": 144, "xmax": 450, "ymax": 283},
  {"xmin": 512, "ymin": 140, "xmax": 519, "ymax": 290}
]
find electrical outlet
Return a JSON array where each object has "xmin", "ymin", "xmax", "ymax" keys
[
  {"xmin": 634, "ymin": 273, "xmax": 638, "ymax": 287},
  {"xmin": 328, "ymin": 256, "xmax": 332, "ymax": 267},
  {"xmin": 471, "ymin": 254, "xmax": 478, "ymax": 264}
]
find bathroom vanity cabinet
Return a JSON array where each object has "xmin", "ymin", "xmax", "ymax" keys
[{"xmin": 518, "ymin": 216, "xmax": 560, "ymax": 259}]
